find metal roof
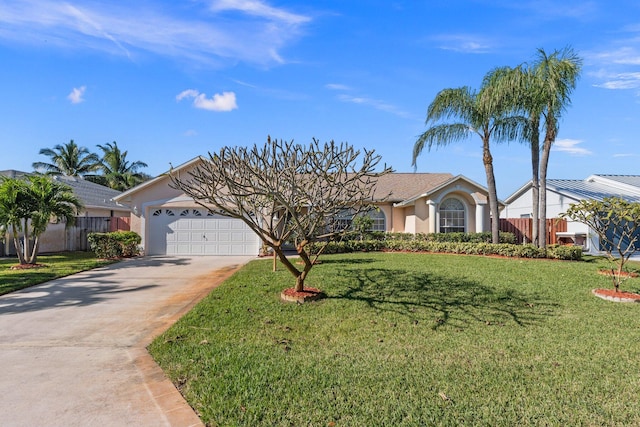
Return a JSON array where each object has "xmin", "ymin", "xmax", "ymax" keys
[
  {"xmin": 547, "ymin": 179, "xmax": 640, "ymax": 203},
  {"xmin": 594, "ymin": 174, "xmax": 640, "ymax": 189}
]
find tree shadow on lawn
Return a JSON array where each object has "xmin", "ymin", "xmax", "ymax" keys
[
  {"xmin": 315, "ymin": 257, "xmax": 376, "ymax": 265},
  {"xmin": 0, "ymin": 270, "xmax": 159, "ymax": 314},
  {"xmin": 329, "ymin": 268, "xmax": 558, "ymax": 330}
]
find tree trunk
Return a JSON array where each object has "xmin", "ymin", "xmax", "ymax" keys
[
  {"xmin": 530, "ymin": 117, "xmax": 540, "ymax": 247},
  {"xmin": 29, "ymin": 235, "xmax": 40, "ymax": 264},
  {"xmin": 22, "ymin": 218, "xmax": 30, "ymax": 265},
  {"xmin": 539, "ymin": 121, "xmax": 555, "ymax": 249},
  {"xmin": 482, "ymin": 137, "xmax": 500, "ymax": 244},
  {"xmin": 11, "ymin": 224, "xmax": 26, "ymax": 265}
]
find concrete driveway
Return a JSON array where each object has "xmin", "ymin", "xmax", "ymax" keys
[{"xmin": 0, "ymin": 255, "xmax": 254, "ymax": 427}]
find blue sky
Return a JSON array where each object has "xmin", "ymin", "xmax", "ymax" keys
[{"xmin": 1, "ymin": 0, "xmax": 640, "ymax": 198}]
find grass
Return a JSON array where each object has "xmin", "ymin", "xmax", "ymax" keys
[
  {"xmin": 0, "ymin": 251, "xmax": 115, "ymax": 295},
  {"xmin": 149, "ymin": 252, "xmax": 640, "ymax": 426}
]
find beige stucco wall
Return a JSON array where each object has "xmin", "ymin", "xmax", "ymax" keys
[{"xmin": 392, "ymin": 180, "xmax": 493, "ymax": 235}]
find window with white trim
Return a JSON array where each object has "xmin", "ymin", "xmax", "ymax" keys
[
  {"xmin": 439, "ymin": 198, "xmax": 465, "ymax": 233},
  {"xmin": 333, "ymin": 208, "xmax": 386, "ymax": 232}
]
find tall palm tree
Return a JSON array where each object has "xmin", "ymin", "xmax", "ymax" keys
[
  {"xmin": 96, "ymin": 141, "xmax": 148, "ymax": 191},
  {"xmin": 484, "ymin": 48, "xmax": 581, "ymax": 248},
  {"xmin": 412, "ymin": 78, "xmax": 524, "ymax": 243},
  {"xmin": 486, "ymin": 64, "xmax": 543, "ymax": 246},
  {"xmin": 32, "ymin": 140, "xmax": 100, "ymax": 177},
  {"xmin": 532, "ymin": 47, "xmax": 582, "ymax": 248}
]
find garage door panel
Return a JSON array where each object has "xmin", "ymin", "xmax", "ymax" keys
[{"xmin": 148, "ymin": 208, "xmax": 259, "ymax": 256}]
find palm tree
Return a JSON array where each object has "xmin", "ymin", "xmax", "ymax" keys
[
  {"xmin": 532, "ymin": 47, "xmax": 582, "ymax": 248},
  {"xmin": 412, "ymin": 78, "xmax": 524, "ymax": 243},
  {"xmin": 96, "ymin": 141, "xmax": 148, "ymax": 191},
  {"xmin": 0, "ymin": 176, "xmax": 82, "ymax": 264},
  {"xmin": 32, "ymin": 140, "xmax": 100, "ymax": 177},
  {"xmin": 0, "ymin": 177, "xmax": 30, "ymax": 264},
  {"xmin": 24, "ymin": 175, "xmax": 83, "ymax": 264},
  {"xmin": 486, "ymin": 64, "xmax": 543, "ymax": 246},
  {"xmin": 484, "ymin": 48, "xmax": 581, "ymax": 248}
]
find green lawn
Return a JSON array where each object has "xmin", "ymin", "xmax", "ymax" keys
[
  {"xmin": 0, "ymin": 252, "xmax": 115, "ymax": 295},
  {"xmin": 149, "ymin": 252, "xmax": 640, "ymax": 426}
]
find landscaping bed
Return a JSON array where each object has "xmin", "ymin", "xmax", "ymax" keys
[{"xmin": 149, "ymin": 252, "xmax": 640, "ymax": 426}]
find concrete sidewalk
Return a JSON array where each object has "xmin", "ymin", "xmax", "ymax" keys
[{"xmin": 0, "ymin": 255, "xmax": 253, "ymax": 427}]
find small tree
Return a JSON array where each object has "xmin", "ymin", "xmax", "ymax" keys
[
  {"xmin": 352, "ymin": 214, "xmax": 374, "ymax": 241},
  {"xmin": 562, "ymin": 197, "xmax": 640, "ymax": 292},
  {"xmin": 0, "ymin": 176, "xmax": 82, "ymax": 265},
  {"xmin": 0, "ymin": 177, "xmax": 31, "ymax": 264},
  {"xmin": 24, "ymin": 176, "xmax": 83, "ymax": 264},
  {"xmin": 170, "ymin": 137, "xmax": 391, "ymax": 293}
]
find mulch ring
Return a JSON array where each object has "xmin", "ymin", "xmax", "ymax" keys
[
  {"xmin": 592, "ymin": 288, "xmax": 640, "ymax": 303},
  {"xmin": 10, "ymin": 263, "xmax": 47, "ymax": 270},
  {"xmin": 280, "ymin": 287, "xmax": 326, "ymax": 303}
]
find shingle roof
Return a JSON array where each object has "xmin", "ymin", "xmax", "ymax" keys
[
  {"xmin": 1, "ymin": 170, "xmax": 127, "ymax": 211},
  {"xmin": 0, "ymin": 170, "xmax": 29, "ymax": 179},
  {"xmin": 547, "ymin": 179, "xmax": 640, "ymax": 203},
  {"xmin": 52, "ymin": 175, "xmax": 128, "ymax": 211},
  {"xmin": 372, "ymin": 172, "xmax": 454, "ymax": 201}
]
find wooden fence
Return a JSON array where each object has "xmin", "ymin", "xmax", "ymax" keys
[
  {"xmin": 499, "ymin": 218, "xmax": 567, "ymax": 245},
  {"xmin": 68, "ymin": 216, "xmax": 131, "ymax": 251},
  {"xmin": 1, "ymin": 216, "xmax": 130, "ymax": 255}
]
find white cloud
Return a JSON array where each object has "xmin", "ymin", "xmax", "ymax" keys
[
  {"xmin": 67, "ymin": 86, "xmax": 86, "ymax": 104},
  {"xmin": 587, "ymin": 45, "xmax": 640, "ymax": 93},
  {"xmin": 552, "ymin": 139, "xmax": 592, "ymax": 156},
  {"xmin": 337, "ymin": 94, "xmax": 414, "ymax": 119},
  {"xmin": 325, "ymin": 83, "xmax": 352, "ymax": 91},
  {"xmin": 184, "ymin": 129, "xmax": 198, "ymax": 137},
  {"xmin": 209, "ymin": 0, "xmax": 311, "ymax": 25},
  {"xmin": 593, "ymin": 72, "xmax": 640, "ymax": 90},
  {"xmin": 0, "ymin": 0, "xmax": 311, "ymax": 67},
  {"xmin": 176, "ymin": 89, "xmax": 238, "ymax": 112},
  {"xmin": 431, "ymin": 34, "xmax": 493, "ymax": 54}
]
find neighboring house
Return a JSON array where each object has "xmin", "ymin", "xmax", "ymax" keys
[
  {"xmin": 0, "ymin": 170, "xmax": 130, "ymax": 255},
  {"xmin": 113, "ymin": 157, "xmax": 501, "ymax": 256},
  {"xmin": 501, "ymin": 174, "xmax": 640, "ymax": 253}
]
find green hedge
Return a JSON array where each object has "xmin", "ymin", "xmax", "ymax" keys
[
  {"xmin": 348, "ymin": 231, "xmax": 516, "ymax": 244},
  {"xmin": 307, "ymin": 232, "xmax": 581, "ymax": 261},
  {"xmin": 88, "ymin": 231, "xmax": 141, "ymax": 259}
]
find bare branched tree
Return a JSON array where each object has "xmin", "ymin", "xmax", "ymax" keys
[{"xmin": 170, "ymin": 137, "xmax": 392, "ymax": 292}]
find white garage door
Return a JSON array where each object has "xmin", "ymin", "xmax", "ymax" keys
[{"xmin": 148, "ymin": 208, "xmax": 260, "ymax": 256}]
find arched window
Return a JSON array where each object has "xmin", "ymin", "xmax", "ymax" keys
[
  {"xmin": 439, "ymin": 198, "xmax": 465, "ymax": 233},
  {"xmin": 368, "ymin": 209, "xmax": 386, "ymax": 232},
  {"xmin": 333, "ymin": 208, "xmax": 386, "ymax": 232}
]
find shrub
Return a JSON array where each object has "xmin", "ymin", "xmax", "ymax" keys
[
  {"xmin": 88, "ymin": 231, "xmax": 141, "ymax": 259},
  {"xmin": 547, "ymin": 244, "xmax": 583, "ymax": 261},
  {"xmin": 309, "ymin": 235, "xmax": 580, "ymax": 261}
]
